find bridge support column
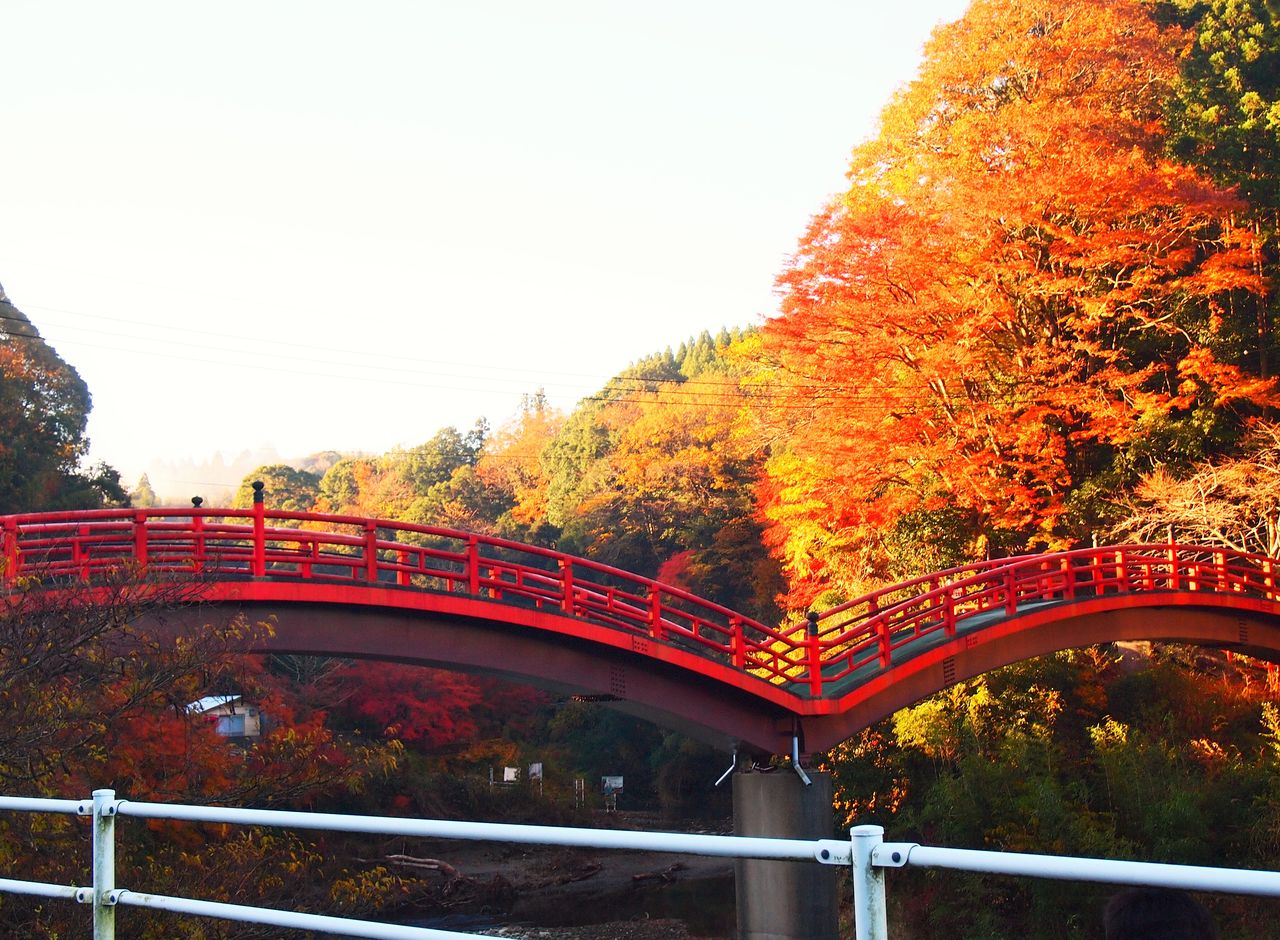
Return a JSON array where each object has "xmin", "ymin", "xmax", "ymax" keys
[{"xmin": 733, "ymin": 768, "xmax": 838, "ymax": 940}]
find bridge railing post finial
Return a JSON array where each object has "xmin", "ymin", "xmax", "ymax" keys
[
  {"xmin": 251, "ymin": 481, "xmax": 266, "ymax": 578},
  {"xmin": 806, "ymin": 611, "xmax": 823, "ymax": 697},
  {"xmin": 190, "ymin": 498, "xmax": 206, "ymax": 573},
  {"xmin": 364, "ymin": 523, "xmax": 379, "ymax": 583}
]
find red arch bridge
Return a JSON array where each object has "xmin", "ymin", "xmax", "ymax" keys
[{"xmin": 3, "ymin": 506, "xmax": 1279, "ymax": 755}]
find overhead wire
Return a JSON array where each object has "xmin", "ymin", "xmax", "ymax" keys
[
  {"xmin": 1, "ymin": 300, "xmax": 1113, "ymax": 494},
  {"xmin": 0, "ymin": 308, "xmax": 902, "ymax": 410},
  {"xmin": 1, "ymin": 305, "xmax": 1100, "ymax": 414},
  {"xmin": 5, "ymin": 305, "xmax": 757, "ymax": 388}
]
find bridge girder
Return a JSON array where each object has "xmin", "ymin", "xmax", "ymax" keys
[
  {"xmin": 178, "ymin": 588, "xmax": 1280, "ymax": 754},
  {"xmin": 799, "ymin": 593, "xmax": 1280, "ymax": 751}
]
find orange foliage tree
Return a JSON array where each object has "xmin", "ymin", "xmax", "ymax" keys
[
  {"xmin": 753, "ymin": 0, "xmax": 1276, "ymax": 605},
  {"xmin": 0, "ymin": 573, "xmax": 403, "ymax": 937},
  {"xmin": 537, "ymin": 335, "xmax": 785, "ymax": 618},
  {"xmin": 475, "ymin": 390, "xmax": 564, "ymax": 536}
]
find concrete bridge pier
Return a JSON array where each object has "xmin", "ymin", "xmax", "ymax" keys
[{"xmin": 733, "ymin": 767, "xmax": 839, "ymax": 940}]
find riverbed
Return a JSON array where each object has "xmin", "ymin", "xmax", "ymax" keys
[{"xmin": 406, "ymin": 818, "xmax": 738, "ymax": 938}]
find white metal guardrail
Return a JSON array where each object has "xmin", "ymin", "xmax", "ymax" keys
[
  {"xmin": 0, "ymin": 788, "xmax": 844, "ymax": 939},
  {"xmin": 1, "ymin": 790, "xmax": 1280, "ymax": 938},
  {"xmin": 850, "ymin": 825, "xmax": 1280, "ymax": 940}
]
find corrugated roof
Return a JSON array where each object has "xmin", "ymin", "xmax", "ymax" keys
[{"xmin": 186, "ymin": 694, "xmax": 242, "ymax": 714}]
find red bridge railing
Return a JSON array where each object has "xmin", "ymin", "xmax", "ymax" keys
[
  {"xmin": 3, "ymin": 506, "xmax": 1278, "ymax": 701},
  {"xmin": 807, "ymin": 544, "xmax": 1280, "ymax": 693},
  {"xmin": 0, "ymin": 504, "xmax": 807, "ymax": 690}
]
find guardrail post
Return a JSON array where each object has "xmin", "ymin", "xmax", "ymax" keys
[
  {"xmin": 92, "ymin": 788, "xmax": 117, "ymax": 940},
  {"xmin": 251, "ymin": 481, "xmax": 266, "ymax": 577},
  {"xmin": 851, "ymin": 824, "xmax": 887, "ymax": 940}
]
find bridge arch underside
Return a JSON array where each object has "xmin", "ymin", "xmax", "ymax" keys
[
  {"xmin": 803, "ymin": 595, "xmax": 1280, "ymax": 752},
  {"xmin": 149, "ymin": 592, "xmax": 1280, "ymax": 756},
  {"xmin": 210, "ymin": 601, "xmax": 800, "ymax": 755}
]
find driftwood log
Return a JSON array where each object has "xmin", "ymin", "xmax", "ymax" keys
[
  {"xmin": 632, "ymin": 862, "xmax": 686, "ymax": 884},
  {"xmin": 380, "ymin": 854, "xmax": 461, "ymax": 879}
]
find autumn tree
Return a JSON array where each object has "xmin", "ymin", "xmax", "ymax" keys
[
  {"xmin": 304, "ymin": 424, "xmax": 492, "ymax": 525},
  {"xmin": 231, "ymin": 463, "xmax": 321, "ymax": 512},
  {"xmin": 1111, "ymin": 420, "xmax": 1280, "ymax": 554},
  {"xmin": 0, "ymin": 572, "xmax": 402, "ymax": 937},
  {"xmin": 0, "ymin": 284, "xmax": 126, "ymax": 513},
  {"xmin": 538, "ymin": 335, "xmax": 784, "ymax": 616},
  {"xmin": 542, "ymin": 349, "xmax": 685, "ymax": 538},
  {"xmin": 754, "ymin": 0, "xmax": 1277, "ymax": 605},
  {"xmin": 400, "ymin": 421, "xmax": 488, "ymax": 495},
  {"xmin": 130, "ymin": 473, "xmax": 159, "ymax": 508},
  {"xmin": 315, "ymin": 456, "xmax": 361, "ymax": 509},
  {"xmin": 313, "ymin": 455, "xmax": 412, "ymax": 518},
  {"xmin": 1165, "ymin": 0, "xmax": 1280, "ymax": 380},
  {"xmin": 474, "ymin": 390, "xmax": 564, "ymax": 541},
  {"xmin": 823, "ymin": 647, "xmax": 1280, "ymax": 937},
  {"xmin": 390, "ymin": 421, "xmax": 530, "ymax": 536}
]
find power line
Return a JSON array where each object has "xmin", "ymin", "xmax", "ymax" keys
[
  {"xmin": 1, "ymin": 312, "xmax": 837, "ymax": 409},
  {"xmin": 9, "ymin": 303, "xmax": 752, "ymax": 392},
  {"xmin": 1, "ymin": 311, "xmax": 1141, "ymax": 414}
]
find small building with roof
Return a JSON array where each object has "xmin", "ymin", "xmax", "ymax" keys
[{"xmin": 186, "ymin": 694, "xmax": 262, "ymax": 739}]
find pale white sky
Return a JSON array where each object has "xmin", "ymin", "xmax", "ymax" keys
[{"xmin": 1, "ymin": 1, "xmax": 968, "ymax": 497}]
